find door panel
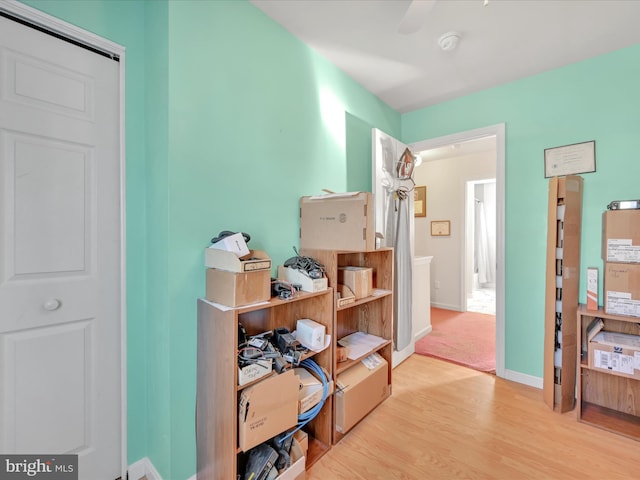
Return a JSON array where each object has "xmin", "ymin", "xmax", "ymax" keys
[
  {"xmin": 4, "ymin": 321, "xmax": 91, "ymax": 453},
  {"xmin": 9, "ymin": 133, "xmax": 91, "ymax": 275},
  {"xmin": 0, "ymin": 14, "xmax": 121, "ymax": 479}
]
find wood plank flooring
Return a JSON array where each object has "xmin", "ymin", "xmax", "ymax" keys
[{"xmin": 307, "ymin": 354, "xmax": 639, "ymax": 479}]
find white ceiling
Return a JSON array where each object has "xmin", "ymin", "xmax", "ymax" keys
[{"xmin": 251, "ymin": 0, "xmax": 640, "ymax": 113}]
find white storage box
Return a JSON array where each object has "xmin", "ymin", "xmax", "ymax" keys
[
  {"xmin": 277, "ymin": 265, "xmax": 327, "ymax": 293},
  {"xmin": 205, "ymin": 248, "xmax": 271, "ymax": 272},
  {"xmin": 296, "ymin": 319, "xmax": 326, "ymax": 351}
]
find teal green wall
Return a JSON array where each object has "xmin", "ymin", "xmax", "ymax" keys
[
  {"xmin": 17, "ymin": 1, "xmax": 399, "ymax": 479},
  {"xmin": 166, "ymin": 2, "xmax": 398, "ymax": 478},
  {"xmin": 402, "ymin": 44, "xmax": 640, "ymax": 378},
  {"xmin": 144, "ymin": 1, "xmax": 171, "ymax": 477}
]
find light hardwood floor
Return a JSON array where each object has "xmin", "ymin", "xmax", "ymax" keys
[{"xmin": 307, "ymin": 354, "xmax": 639, "ymax": 479}]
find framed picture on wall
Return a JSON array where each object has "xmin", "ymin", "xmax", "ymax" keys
[
  {"xmin": 414, "ymin": 186, "xmax": 426, "ymax": 217},
  {"xmin": 431, "ymin": 220, "xmax": 450, "ymax": 236}
]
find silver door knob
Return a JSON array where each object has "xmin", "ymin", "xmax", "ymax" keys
[{"xmin": 43, "ymin": 298, "xmax": 61, "ymax": 311}]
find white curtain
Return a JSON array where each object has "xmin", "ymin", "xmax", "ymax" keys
[
  {"xmin": 393, "ymin": 192, "xmax": 413, "ymax": 350},
  {"xmin": 380, "ymin": 136, "xmax": 413, "ymax": 351},
  {"xmin": 475, "ymin": 200, "xmax": 492, "ymax": 285}
]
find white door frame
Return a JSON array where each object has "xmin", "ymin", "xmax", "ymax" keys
[
  {"xmin": 0, "ymin": 0, "xmax": 127, "ymax": 475},
  {"xmin": 410, "ymin": 124, "xmax": 505, "ymax": 379}
]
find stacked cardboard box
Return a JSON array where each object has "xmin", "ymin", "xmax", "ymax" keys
[
  {"xmin": 204, "ymin": 248, "xmax": 271, "ymax": 307},
  {"xmin": 602, "ymin": 210, "xmax": 640, "ymax": 317}
]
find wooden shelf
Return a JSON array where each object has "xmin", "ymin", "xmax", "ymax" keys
[
  {"xmin": 580, "ymin": 401, "xmax": 640, "ymax": 440},
  {"xmin": 577, "ymin": 304, "xmax": 640, "ymax": 442},
  {"xmin": 544, "ymin": 175, "xmax": 583, "ymax": 413},
  {"xmin": 300, "ymin": 247, "xmax": 393, "ymax": 445},
  {"xmin": 336, "ymin": 288, "xmax": 392, "ymax": 311},
  {"xmin": 335, "ymin": 339, "xmax": 392, "ymax": 375},
  {"xmin": 196, "ymin": 288, "xmax": 335, "ymax": 479}
]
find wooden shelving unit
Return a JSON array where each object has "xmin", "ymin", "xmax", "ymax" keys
[
  {"xmin": 300, "ymin": 247, "xmax": 393, "ymax": 444},
  {"xmin": 196, "ymin": 289, "xmax": 334, "ymax": 480},
  {"xmin": 577, "ymin": 304, "xmax": 640, "ymax": 441},
  {"xmin": 543, "ymin": 175, "xmax": 583, "ymax": 412}
]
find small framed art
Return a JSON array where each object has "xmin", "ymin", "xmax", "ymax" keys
[
  {"xmin": 431, "ymin": 220, "xmax": 450, "ymax": 236},
  {"xmin": 414, "ymin": 186, "xmax": 426, "ymax": 217}
]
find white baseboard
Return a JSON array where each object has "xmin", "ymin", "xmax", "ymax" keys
[
  {"xmin": 431, "ymin": 301, "xmax": 462, "ymax": 311},
  {"xmin": 128, "ymin": 457, "xmax": 163, "ymax": 480},
  {"xmin": 504, "ymin": 369, "xmax": 543, "ymax": 389},
  {"xmin": 414, "ymin": 324, "xmax": 432, "ymax": 341}
]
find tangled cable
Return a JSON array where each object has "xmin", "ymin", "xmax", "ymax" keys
[{"xmin": 284, "ymin": 247, "xmax": 326, "ymax": 279}]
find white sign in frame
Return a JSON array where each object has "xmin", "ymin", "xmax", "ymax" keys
[{"xmin": 544, "ymin": 140, "xmax": 596, "ymax": 178}]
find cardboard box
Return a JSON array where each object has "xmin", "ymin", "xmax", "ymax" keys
[
  {"xmin": 336, "ymin": 285, "xmax": 355, "ymax": 307},
  {"xmin": 238, "ymin": 359, "xmax": 272, "ymax": 386},
  {"xmin": 205, "ymin": 248, "xmax": 271, "ymax": 272},
  {"xmin": 589, "ymin": 331, "xmax": 640, "ymax": 380},
  {"xmin": 604, "ymin": 263, "xmax": 640, "ymax": 317},
  {"xmin": 295, "ymin": 319, "xmax": 326, "ymax": 351},
  {"xmin": 602, "ymin": 210, "xmax": 640, "ymax": 263},
  {"xmin": 335, "ymin": 356, "xmax": 389, "ymax": 433},
  {"xmin": 277, "ymin": 265, "xmax": 328, "ymax": 293},
  {"xmin": 293, "ymin": 430, "xmax": 308, "ymax": 459},
  {"xmin": 238, "ymin": 370, "xmax": 299, "ymax": 452},
  {"xmin": 300, "ymin": 192, "xmax": 375, "ymax": 251},
  {"xmin": 338, "ymin": 266, "xmax": 373, "ymax": 299},
  {"xmin": 205, "ymin": 268, "xmax": 270, "ymax": 307},
  {"xmin": 275, "ymin": 437, "xmax": 306, "ymax": 480},
  {"xmin": 294, "ymin": 367, "xmax": 324, "ymax": 413}
]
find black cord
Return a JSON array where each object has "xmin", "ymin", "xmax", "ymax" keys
[
  {"xmin": 211, "ymin": 230, "xmax": 251, "ymax": 244},
  {"xmin": 284, "ymin": 247, "xmax": 325, "ymax": 279}
]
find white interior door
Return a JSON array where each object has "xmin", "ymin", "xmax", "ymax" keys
[
  {"xmin": 372, "ymin": 128, "xmax": 415, "ymax": 368},
  {"xmin": 0, "ymin": 13, "xmax": 122, "ymax": 479}
]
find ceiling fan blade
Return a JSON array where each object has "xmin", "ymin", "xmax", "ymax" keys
[{"xmin": 398, "ymin": 0, "xmax": 437, "ymax": 35}]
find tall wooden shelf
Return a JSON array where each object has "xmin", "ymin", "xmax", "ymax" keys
[
  {"xmin": 300, "ymin": 247, "xmax": 393, "ymax": 444},
  {"xmin": 543, "ymin": 175, "xmax": 583, "ymax": 412},
  {"xmin": 577, "ymin": 304, "xmax": 640, "ymax": 441},
  {"xmin": 196, "ymin": 289, "xmax": 334, "ymax": 480}
]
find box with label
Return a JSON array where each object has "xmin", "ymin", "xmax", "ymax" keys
[
  {"xmin": 277, "ymin": 265, "xmax": 328, "ymax": 293},
  {"xmin": 206, "ymin": 268, "xmax": 270, "ymax": 308},
  {"xmin": 238, "ymin": 359, "xmax": 272, "ymax": 386},
  {"xmin": 589, "ymin": 331, "xmax": 640, "ymax": 380},
  {"xmin": 335, "ymin": 356, "xmax": 389, "ymax": 433},
  {"xmin": 205, "ymin": 248, "xmax": 271, "ymax": 272},
  {"xmin": 602, "ymin": 210, "xmax": 640, "ymax": 263},
  {"xmin": 604, "ymin": 263, "xmax": 640, "ymax": 317},
  {"xmin": 238, "ymin": 370, "xmax": 299, "ymax": 452},
  {"xmin": 294, "ymin": 367, "xmax": 327, "ymax": 413},
  {"xmin": 338, "ymin": 266, "xmax": 373, "ymax": 299},
  {"xmin": 300, "ymin": 192, "xmax": 375, "ymax": 251}
]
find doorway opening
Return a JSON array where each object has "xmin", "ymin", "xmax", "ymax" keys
[
  {"xmin": 465, "ymin": 179, "xmax": 496, "ymax": 316},
  {"xmin": 410, "ymin": 124, "xmax": 504, "ymax": 377}
]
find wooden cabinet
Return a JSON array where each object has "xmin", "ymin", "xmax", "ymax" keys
[
  {"xmin": 577, "ymin": 304, "xmax": 640, "ymax": 440},
  {"xmin": 300, "ymin": 248, "xmax": 393, "ymax": 443},
  {"xmin": 543, "ymin": 175, "xmax": 583, "ymax": 412},
  {"xmin": 196, "ymin": 289, "xmax": 334, "ymax": 480}
]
